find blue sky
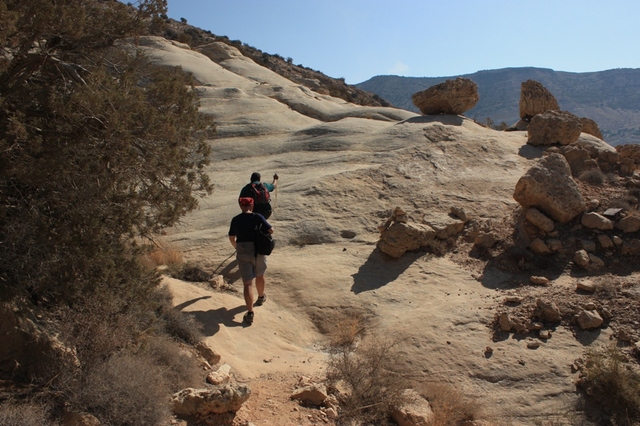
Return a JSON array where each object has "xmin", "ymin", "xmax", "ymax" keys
[{"xmin": 164, "ymin": 0, "xmax": 640, "ymax": 84}]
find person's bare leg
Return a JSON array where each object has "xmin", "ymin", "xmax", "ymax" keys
[
  {"xmin": 243, "ymin": 280, "xmax": 254, "ymax": 311},
  {"xmin": 256, "ymin": 276, "xmax": 265, "ymax": 298}
]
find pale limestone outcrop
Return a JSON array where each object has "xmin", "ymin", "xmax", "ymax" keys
[
  {"xmin": 527, "ymin": 110, "xmax": 582, "ymax": 146},
  {"xmin": 412, "ymin": 77, "xmax": 478, "ymax": 115},
  {"xmin": 513, "ymin": 153, "xmax": 586, "ymax": 223},
  {"xmin": 519, "ymin": 80, "xmax": 560, "ymax": 120},
  {"xmin": 171, "ymin": 384, "xmax": 251, "ymax": 417}
]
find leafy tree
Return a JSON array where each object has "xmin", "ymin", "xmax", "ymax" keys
[{"xmin": 0, "ymin": 0, "xmax": 214, "ymax": 305}]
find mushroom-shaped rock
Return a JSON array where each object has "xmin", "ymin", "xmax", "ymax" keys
[
  {"xmin": 527, "ymin": 110, "xmax": 582, "ymax": 146},
  {"xmin": 519, "ymin": 80, "xmax": 560, "ymax": 120},
  {"xmin": 412, "ymin": 77, "xmax": 478, "ymax": 115},
  {"xmin": 514, "ymin": 153, "xmax": 586, "ymax": 223}
]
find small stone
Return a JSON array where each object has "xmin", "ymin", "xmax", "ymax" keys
[
  {"xmin": 612, "ymin": 235, "xmax": 623, "ymax": 245},
  {"xmin": 527, "ymin": 340, "xmax": 541, "ymax": 349},
  {"xmin": 530, "ymin": 276, "xmax": 549, "ymax": 286},
  {"xmin": 539, "ymin": 329, "xmax": 551, "ymax": 339},
  {"xmin": 505, "ymin": 296, "xmax": 523, "ymax": 303},
  {"xmin": 577, "ymin": 281, "xmax": 597, "ymax": 292}
]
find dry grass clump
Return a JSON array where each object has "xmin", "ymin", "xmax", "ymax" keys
[
  {"xmin": 325, "ymin": 331, "xmax": 408, "ymax": 425},
  {"xmin": 579, "ymin": 345, "xmax": 640, "ymax": 425},
  {"xmin": 578, "ymin": 169, "xmax": 606, "ymax": 186},
  {"xmin": 138, "ymin": 239, "xmax": 184, "ymax": 271},
  {"xmin": 0, "ymin": 401, "xmax": 59, "ymax": 426},
  {"xmin": 141, "ymin": 334, "xmax": 204, "ymax": 392},
  {"xmin": 153, "ymin": 284, "xmax": 204, "ymax": 345},
  {"xmin": 71, "ymin": 353, "xmax": 172, "ymax": 426},
  {"xmin": 411, "ymin": 381, "xmax": 481, "ymax": 426}
]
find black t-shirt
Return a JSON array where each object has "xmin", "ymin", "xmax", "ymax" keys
[{"xmin": 228, "ymin": 212, "xmax": 272, "ymax": 243}]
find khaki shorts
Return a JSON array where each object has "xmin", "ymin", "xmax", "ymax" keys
[{"xmin": 236, "ymin": 242, "xmax": 267, "ymax": 282}]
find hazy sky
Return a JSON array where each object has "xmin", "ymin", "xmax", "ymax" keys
[{"xmin": 164, "ymin": 0, "xmax": 640, "ymax": 84}]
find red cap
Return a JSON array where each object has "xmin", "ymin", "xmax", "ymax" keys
[{"xmin": 238, "ymin": 197, "xmax": 254, "ymax": 206}]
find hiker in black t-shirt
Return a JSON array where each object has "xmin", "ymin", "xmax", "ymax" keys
[
  {"xmin": 239, "ymin": 172, "xmax": 278, "ymax": 219},
  {"xmin": 228, "ymin": 197, "xmax": 273, "ymax": 325}
]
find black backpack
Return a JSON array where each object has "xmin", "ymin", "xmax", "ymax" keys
[{"xmin": 253, "ymin": 214, "xmax": 275, "ymax": 256}]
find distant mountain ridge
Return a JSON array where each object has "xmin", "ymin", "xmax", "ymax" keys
[{"xmin": 356, "ymin": 67, "xmax": 640, "ymax": 145}]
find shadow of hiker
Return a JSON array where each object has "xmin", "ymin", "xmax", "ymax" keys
[
  {"xmin": 174, "ymin": 296, "xmax": 211, "ymax": 311},
  {"xmin": 351, "ymin": 248, "xmax": 423, "ymax": 294},
  {"xmin": 220, "ymin": 259, "xmax": 242, "ymax": 284},
  {"xmin": 189, "ymin": 305, "xmax": 247, "ymax": 336}
]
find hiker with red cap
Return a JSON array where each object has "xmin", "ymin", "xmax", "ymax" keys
[{"xmin": 228, "ymin": 196, "xmax": 274, "ymax": 325}]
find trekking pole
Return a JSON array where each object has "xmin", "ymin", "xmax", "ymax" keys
[{"xmin": 211, "ymin": 250, "xmax": 236, "ymax": 276}]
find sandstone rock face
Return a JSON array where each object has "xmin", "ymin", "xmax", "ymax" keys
[
  {"xmin": 519, "ymin": 80, "xmax": 560, "ymax": 119},
  {"xmin": 195, "ymin": 41, "xmax": 244, "ymax": 62},
  {"xmin": 527, "ymin": 110, "xmax": 582, "ymax": 146},
  {"xmin": 379, "ymin": 222, "xmax": 436, "ymax": 258},
  {"xmin": 412, "ymin": 77, "xmax": 479, "ymax": 115},
  {"xmin": 513, "ymin": 153, "xmax": 586, "ymax": 223},
  {"xmin": 580, "ymin": 117, "xmax": 604, "ymax": 140},
  {"xmin": 171, "ymin": 384, "xmax": 251, "ymax": 417}
]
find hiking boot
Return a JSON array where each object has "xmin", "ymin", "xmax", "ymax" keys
[
  {"xmin": 243, "ymin": 311, "xmax": 254, "ymax": 325},
  {"xmin": 254, "ymin": 294, "xmax": 267, "ymax": 307}
]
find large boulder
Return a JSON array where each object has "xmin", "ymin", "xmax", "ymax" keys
[
  {"xmin": 379, "ymin": 222, "xmax": 436, "ymax": 258},
  {"xmin": 411, "ymin": 77, "xmax": 479, "ymax": 115},
  {"xmin": 171, "ymin": 384, "xmax": 251, "ymax": 417},
  {"xmin": 391, "ymin": 389, "xmax": 434, "ymax": 426},
  {"xmin": 514, "ymin": 153, "xmax": 586, "ymax": 223},
  {"xmin": 580, "ymin": 117, "xmax": 604, "ymax": 140},
  {"xmin": 527, "ymin": 110, "xmax": 582, "ymax": 146},
  {"xmin": 519, "ymin": 80, "xmax": 560, "ymax": 120}
]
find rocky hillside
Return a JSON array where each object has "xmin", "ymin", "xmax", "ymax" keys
[
  {"xmin": 357, "ymin": 68, "xmax": 640, "ymax": 146},
  {"xmin": 150, "ymin": 16, "xmax": 391, "ymax": 109}
]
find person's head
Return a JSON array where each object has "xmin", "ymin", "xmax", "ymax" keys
[
  {"xmin": 238, "ymin": 197, "xmax": 254, "ymax": 212},
  {"xmin": 250, "ymin": 172, "xmax": 261, "ymax": 183}
]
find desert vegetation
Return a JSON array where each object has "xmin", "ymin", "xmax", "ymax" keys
[{"xmin": 0, "ymin": 0, "xmax": 211, "ymax": 423}]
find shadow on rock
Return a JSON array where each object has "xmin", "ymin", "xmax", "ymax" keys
[
  {"xmin": 351, "ymin": 248, "xmax": 423, "ymax": 294},
  {"xmin": 190, "ymin": 305, "xmax": 247, "ymax": 336},
  {"xmin": 400, "ymin": 114, "xmax": 464, "ymax": 126}
]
